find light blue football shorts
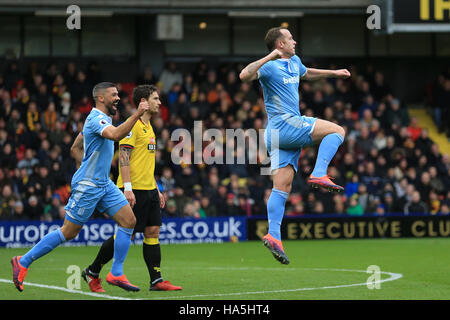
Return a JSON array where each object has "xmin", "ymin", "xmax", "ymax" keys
[
  {"xmin": 264, "ymin": 114, "xmax": 317, "ymax": 173},
  {"xmin": 64, "ymin": 179, "xmax": 129, "ymax": 225}
]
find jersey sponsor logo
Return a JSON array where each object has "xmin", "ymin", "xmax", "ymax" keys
[
  {"xmin": 99, "ymin": 119, "xmax": 108, "ymax": 126},
  {"xmin": 126, "ymin": 131, "xmax": 133, "ymax": 138},
  {"xmin": 282, "ymin": 76, "xmax": 300, "ymax": 84}
]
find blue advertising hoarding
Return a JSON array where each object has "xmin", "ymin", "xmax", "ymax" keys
[{"xmin": 0, "ymin": 216, "xmax": 247, "ymax": 248}]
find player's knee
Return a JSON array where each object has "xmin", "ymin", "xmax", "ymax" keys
[
  {"xmin": 60, "ymin": 227, "xmax": 78, "ymax": 241},
  {"xmin": 122, "ymin": 214, "xmax": 136, "ymax": 229},
  {"xmin": 336, "ymin": 125, "xmax": 346, "ymax": 138},
  {"xmin": 144, "ymin": 226, "xmax": 160, "ymax": 239},
  {"xmin": 273, "ymin": 182, "xmax": 292, "ymax": 194}
]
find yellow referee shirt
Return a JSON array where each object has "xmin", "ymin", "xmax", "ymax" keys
[{"xmin": 117, "ymin": 118, "xmax": 157, "ymax": 190}]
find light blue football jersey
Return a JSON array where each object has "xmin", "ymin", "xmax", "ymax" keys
[
  {"xmin": 258, "ymin": 55, "xmax": 307, "ymax": 125},
  {"xmin": 71, "ymin": 108, "xmax": 114, "ymax": 187}
]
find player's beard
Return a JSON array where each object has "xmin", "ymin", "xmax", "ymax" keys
[{"xmin": 107, "ymin": 100, "xmax": 119, "ymax": 116}]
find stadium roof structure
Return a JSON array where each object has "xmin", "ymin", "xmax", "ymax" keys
[{"xmin": 0, "ymin": 0, "xmax": 372, "ymax": 14}]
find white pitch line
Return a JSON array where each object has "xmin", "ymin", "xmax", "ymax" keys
[
  {"xmin": 146, "ymin": 267, "xmax": 403, "ymax": 300},
  {"xmin": 0, "ymin": 279, "xmax": 139, "ymax": 300},
  {"xmin": 0, "ymin": 267, "xmax": 403, "ymax": 300}
]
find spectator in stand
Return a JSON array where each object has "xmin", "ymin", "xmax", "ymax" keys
[
  {"xmin": 386, "ymin": 97, "xmax": 410, "ymax": 128},
  {"xmin": 17, "ymin": 148, "xmax": 39, "ymax": 175},
  {"xmin": 345, "ymin": 174, "xmax": 360, "ymax": 198},
  {"xmin": 163, "ymin": 199, "xmax": 180, "ymax": 217},
  {"xmin": 70, "ymin": 70, "xmax": 90, "ymax": 104},
  {"xmin": 407, "ymin": 117, "xmax": 422, "ymax": 141},
  {"xmin": 137, "ymin": 66, "xmax": 157, "ymax": 85},
  {"xmin": 41, "ymin": 101, "xmax": 58, "ymax": 131},
  {"xmin": 183, "ymin": 202, "xmax": 200, "ymax": 218},
  {"xmin": 199, "ymin": 196, "xmax": 217, "ymax": 217},
  {"xmin": 76, "ymin": 95, "xmax": 93, "ymax": 116},
  {"xmin": 159, "ymin": 62, "xmax": 183, "ymax": 95},
  {"xmin": 26, "ymin": 101, "xmax": 39, "ymax": 132},
  {"xmin": 347, "ymin": 195, "xmax": 364, "ymax": 216},
  {"xmin": 24, "ymin": 195, "xmax": 43, "ymax": 220},
  {"xmin": 372, "ymin": 71, "xmax": 391, "ymax": 101},
  {"xmin": 404, "ymin": 191, "xmax": 428, "ymax": 214},
  {"xmin": 0, "ymin": 184, "xmax": 19, "ymax": 220}
]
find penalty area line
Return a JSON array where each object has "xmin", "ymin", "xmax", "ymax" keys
[{"xmin": 0, "ymin": 278, "xmax": 139, "ymax": 300}]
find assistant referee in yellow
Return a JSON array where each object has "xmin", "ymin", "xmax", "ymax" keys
[{"xmin": 82, "ymin": 84, "xmax": 182, "ymax": 292}]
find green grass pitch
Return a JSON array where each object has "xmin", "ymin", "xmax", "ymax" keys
[{"xmin": 1, "ymin": 238, "xmax": 450, "ymax": 300}]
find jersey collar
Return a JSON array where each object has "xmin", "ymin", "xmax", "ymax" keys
[{"xmin": 93, "ymin": 108, "xmax": 111, "ymax": 119}]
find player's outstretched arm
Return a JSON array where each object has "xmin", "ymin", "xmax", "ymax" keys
[
  {"xmin": 239, "ymin": 49, "xmax": 282, "ymax": 82},
  {"xmin": 102, "ymin": 101, "xmax": 149, "ymax": 142},
  {"xmin": 302, "ymin": 68, "xmax": 351, "ymax": 81},
  {"xmin": 70, "ymin": 132, "xmax": 84, "ymax": 168}
]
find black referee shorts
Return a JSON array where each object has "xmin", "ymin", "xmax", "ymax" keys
[{"xmin": 121, "ymin": 188, "xmax": 162, "ymax": 232}]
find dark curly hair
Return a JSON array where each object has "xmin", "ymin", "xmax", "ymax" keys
[{"xmin": 132, "ymin": 84, "xmax": 158, "ymax": 108}]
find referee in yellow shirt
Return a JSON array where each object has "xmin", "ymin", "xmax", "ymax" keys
[{"xmin": 82, "ymin": 85, "xmax": 182, "ymax": 292}]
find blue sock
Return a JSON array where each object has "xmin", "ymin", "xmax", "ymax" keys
[
  {"xmin": 267, "ymin": 188, "xmax": 288, "ymax": 241},
  {"xmin": 19, "ymin": 229, "xmax": 66, "ymax": 268},
  {"xmin": 111, "ymin": 227, "xmax": 134, "ymax": 276},
  {"xmin": 311, "ymin": 133, "xmax": 344, "ymax": 177}
]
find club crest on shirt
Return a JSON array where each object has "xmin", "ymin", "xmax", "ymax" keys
[{"xmin": 148, "ymin": 137, "xmax": 156, "ymax": 152}]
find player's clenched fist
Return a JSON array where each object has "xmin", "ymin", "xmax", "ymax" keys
[
  {"xmin": 334, "ymin": 69, "xmax": 351, "ymax": 79},
  {"xmin": 268, "ymin": 49, "xmax": 283, "ymax": 61},
  {"xmin": 137, "ymin": 100, "xmax": 150, "ymax": 115}
]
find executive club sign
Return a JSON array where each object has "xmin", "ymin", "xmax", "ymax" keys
[{"xmin": 248, "ymin": 215, "xmax": 450, "ymax": 240}]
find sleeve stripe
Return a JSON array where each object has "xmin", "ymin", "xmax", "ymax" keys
[
  {"xmin": 120, "ymin": 144, "xmax": 135, "ymax": 149},
  {"xmin": 301, "ymin": 69, "xmax": 308, "ymax": 78},
  {"xmin": 99, "ymin": 124, "xmax": 112, "ymax": 136}
]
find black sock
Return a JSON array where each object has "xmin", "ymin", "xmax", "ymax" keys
[
  {"xmin": 89, "ymin": 236, "xmax": 115, "ymax": 276},
  {"xmin": 143, "ymin": 242, "xmax": 162, "ymax": 284}
]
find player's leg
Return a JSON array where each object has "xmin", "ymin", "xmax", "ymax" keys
[
  {"xmin": 137, "ymin": 189, "xmax": 182, "ymax": 291},
  {"xmin": 12, "ymin": 183, "xmax": 97, "ymax": 292},
  {"xmin": 98, "ymin": 182, "xmax": 139, "ymax": 291},
  {"xmin": 11, "ymin": 219, "xmax": 76, "ymax": 292},
  {"xmin": 104, "ymin": 203, "xmax": 140, "ymax": 291},
  {"xmin": 261, "ymin": 164, "xmax": 293, "ymax": 264},
  {"xmin": 109, "ymin": 203, "xmax": 136, "ymax": 276},
  {"xmin": 308, "ymin": 119, "xmax": 346, "ymax": 192},
  {"xmin": 84, "ymin": 231, "xmax": 140, "ymax": 292},
  {"xmin": 262, "ymin": 126, "xmax": 300, "ymax": 264},
  {"xmin": 84, "ymin": 191, "xmax": 135, "ymax": 292},
  {"xmin": 82, "ymin": 231, "xmax": 114, "ymax": 292},
  {"xmin": 268, "ymin": 165, "xmax": 294, "ymax": 239},
  {"xmin": 145, "ymin": 226, "xmax": 183, "ymax": 291},
  {"xmin": 19, "ymin": 218, "xmax": 78, "ymax": 268}
]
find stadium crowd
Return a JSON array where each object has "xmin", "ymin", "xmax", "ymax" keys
[{"xmin": 0, "ymin": 59, "xmax": 449, "ymax": 222}]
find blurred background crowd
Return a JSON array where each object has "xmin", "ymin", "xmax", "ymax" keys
[{"xmin": 0, "ymin": 60, "xmax": 449, "ymax": 221}]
